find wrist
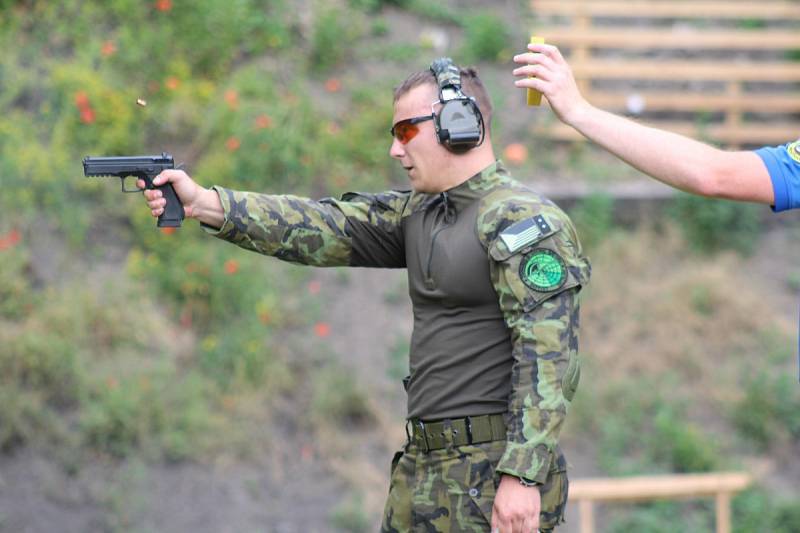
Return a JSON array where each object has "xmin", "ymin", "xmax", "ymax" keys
[
  {"xmin": 562, "ymin": 99, "xmax": 593, "ymax": 129},
  {"xmin": 193, "ymin": 187, "xmax": 225, "ymax": 227}
]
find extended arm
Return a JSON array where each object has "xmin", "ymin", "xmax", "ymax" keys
[
  {"xmin": 512, "ymin": 44, "xmax": 775, "ymax": 205},
  {"xmin": 142, "ymin": 170, "xmax": 408, "ymax": 268}
]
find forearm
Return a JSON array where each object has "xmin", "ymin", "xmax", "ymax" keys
[
  {"xmin": 204, "ymin": 187, "xmax": 353, "ymax": 266},
  {"xmin": 496, "ymin": 289, "xmax": 580, "ymax": 484},
  {"xmin": 568, "ymin": 105, "xmax": 728, "ymax": 195}
]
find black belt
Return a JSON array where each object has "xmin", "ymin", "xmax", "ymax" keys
[{"xmin": 407, "ymin": 413, "xmax": 507, "ymax": 452}]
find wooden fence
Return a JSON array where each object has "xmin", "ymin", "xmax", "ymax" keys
[
  {"xmin": 530, "ymin": 0, "xmax": 800, "ymax": 147},
  {"xmin": 569, "ymin": 472, "xmax": 753, "ymax": 533}
]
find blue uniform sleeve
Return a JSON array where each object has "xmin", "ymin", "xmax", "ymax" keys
[{"xmin": 755, "ymin": 140, "xmax": 800, "ymax": 212}]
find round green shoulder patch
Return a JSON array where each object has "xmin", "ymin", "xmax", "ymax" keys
[{"xmin": 519, "ymin": 248, "xmax": 567, "ymax": 292}]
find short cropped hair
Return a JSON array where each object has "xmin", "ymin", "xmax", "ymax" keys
[{"xmin": 393, "ymin": 66, "xmax": 493, "ymax": 133}]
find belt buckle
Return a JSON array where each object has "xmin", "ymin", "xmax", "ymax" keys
[{"xmin": 417, "ymin": 420, "xmax": 430, "ymax": 453}]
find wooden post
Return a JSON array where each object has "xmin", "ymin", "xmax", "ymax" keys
[
  {"xmin": 716, "ymin": 492, "xmax": 732, "ymax": 533},
  {"xmin": 579, "ymin": 499, "xmax": 595, "ymax": 533}
]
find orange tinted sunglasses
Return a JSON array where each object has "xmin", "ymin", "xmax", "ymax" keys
[{"xmin": 390, "ymin": 114, "xmax": 434, "ymax": 144}]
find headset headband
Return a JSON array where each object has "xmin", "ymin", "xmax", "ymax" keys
[{"xmin": 430, "ymin": 57, "xmax": 465, "ymax": 102}]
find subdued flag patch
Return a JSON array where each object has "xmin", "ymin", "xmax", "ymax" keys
[{"xmin": 499, "ymin": 215, "xmax": 553, "ymax": 253}]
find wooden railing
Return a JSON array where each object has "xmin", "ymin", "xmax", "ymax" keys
[
  {"xmin": 569, "ymin": 472, "xmax": 753, "ymax": 533},
  {"xmin": 530, "ymin": 0, "xmax": 800, "ymax": 147}
]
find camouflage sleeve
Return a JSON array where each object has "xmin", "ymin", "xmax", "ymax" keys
[
  {"xmin": 478, "ymin": 193, "xmax": 591, "ymax": 484},
  {"xmin": 202, "ymin": 186, "xmax": 409, "ymax": 268}
]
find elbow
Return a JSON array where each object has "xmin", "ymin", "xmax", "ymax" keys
[{"xmin": 692, "ymin": 164, "xmax": 735, "ymax": 199}]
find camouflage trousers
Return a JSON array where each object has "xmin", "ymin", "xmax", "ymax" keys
[{"xmin": 380, "ymin": 439, "xmax": 568, "ymax": 532}]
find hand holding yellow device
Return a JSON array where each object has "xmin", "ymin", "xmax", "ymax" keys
[{"xmin": 527, "ymin": 36, "xmax": 545, "ymax": 106}]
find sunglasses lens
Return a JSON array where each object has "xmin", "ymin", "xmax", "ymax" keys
[{"xmin": 392, "ymin": 120, "xmax": 418, "ymax": 144}]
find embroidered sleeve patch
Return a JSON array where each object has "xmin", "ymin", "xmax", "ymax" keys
[
  {"xmin": 499, "ymin": 215, "xmax": 553, "ymax": 253},
  {"xmin": 788, "ymin": 140, "xmax": 800, "ymax": 164},
  {"xmin": 519, "ymin": 248, "xmax": 567, "ymax": 292}
]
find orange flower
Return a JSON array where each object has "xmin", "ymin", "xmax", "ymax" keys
[
  {"xmin": 503, "ymin": 143, "xmax": 528, "ymax": 165},
  {"xmin": 307, "ymin": 280, "xmax": 321, "ymax": 295},
  {"xmin": 0, "ymin": 229, "xmax": 21, "ymax": 251},
  {"xmin": 226, "ymin": 137, "xmax": 241, "ymax": 151},
  {"xmin": 101, "ymin": 41, "xmax": 117, "ymax": 57},
  {"xmin": 155, "ymin": 0, "xmax": 172, "ymax": 12},
  {"xmin": 324, "ymin": 78, "xmax": 342, "ymax": 93},
  {"xmin": 165, "ymin": 76, "xmax": 180, "ymax": 91},
  {"xmin": 224, "ymin": 259, "xmax": 239, "ymax": 275},
  {"xmin": 224, "ymin": 89, "xmax": 239, "ymax": 109},
  {"xmin": 160, "ymin": 227, "xmax": 177, "ymax": 235},
  {"xmin": 74, "ymin": 91, "xmax": 90, "ymax": 109},
  {"xmin": 259, "ymin": 310, "xmax": 272, "ymax": 325},
  {"xmin": 254, "ymin": 114, "xmax": 273, "ymax": 129},
  {"xmin": 80, "ymin": 107, "xmax": 96, "ymax": 124},
  {"xmin": 313, "ymin": 322, "xmax": 331, "ymax": 338}
]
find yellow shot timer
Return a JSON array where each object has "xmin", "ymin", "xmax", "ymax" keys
[{"xmin": 527, "ymin": 36, "xmax": 545, "ymax": 106}]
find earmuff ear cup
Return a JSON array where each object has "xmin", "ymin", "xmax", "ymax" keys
[
  {"xmin": 434, "ymin": 99, "xmax": 483, "ymax": 152},
  {"xmin": 429, "ymin": 57, "xmax": 485, "ymax": 153}
]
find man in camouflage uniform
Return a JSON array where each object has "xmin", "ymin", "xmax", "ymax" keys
[{"xmin": 142, "ymin": 60, "xmax": 590, "ymax": 532}]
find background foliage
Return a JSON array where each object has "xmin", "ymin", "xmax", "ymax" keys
[{"xmin": 1, "ymin": 1, "xmax": 798, "ymax": 531}]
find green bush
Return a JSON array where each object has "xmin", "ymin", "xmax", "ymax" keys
[
  {"xmin": 607, "ymin": 500, "xmax": 713, "ymax": 533},
  {"xmin": 732, "ymin": 369, "xmax": 800, "ymax": 446},
  {"xmin": 567, "ymin": 192, "xmax": 615, "ymax": 250},
  {"xmin": 592, "ymin": 379, "xmax": 718, "ymax": 475},
  {"xmin": 309, "ymin": 7, "xmax": 364, "ymax": 74},
  {"xmin": 311, "ymin": 366, "xmax": 373, "ymax": 425},
  {"xmin": 80, "ymin": 368, "xmax": 215, "ymax": 459},
  {"xmin": 669, "ymin": 193, "xmax": 761, "ymax": 254},
  {"xmin": 734, "ymin": 488, "xmax": 800, "ymax": 533},
  {"xmin": 461, "ymin": 13, "xmax": 510, "ymax": 63},
  {"xmin": 330, "ymin": 492, "xmax": 371, "ymax": 532}
]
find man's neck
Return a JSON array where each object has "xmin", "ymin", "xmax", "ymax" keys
[{"xmin": 438, "ymin": 148, "xmax": 496, "ymax": 192}]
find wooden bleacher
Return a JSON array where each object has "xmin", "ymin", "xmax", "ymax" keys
[
  {"xmin": 569, "ymin": 472, "xmax": 753, "ymax": 533},
  {"xmin": 530, "ymin": 0, "xmax": 800, "ymax": 147}
]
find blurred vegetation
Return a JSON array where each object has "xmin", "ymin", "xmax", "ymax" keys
[{"xmin": 1, "ymin": 0, "xmax": 798, "ymax": 530}]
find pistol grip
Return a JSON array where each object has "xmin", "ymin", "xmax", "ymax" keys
[{"xmin": 156, "ymin": 182, "xmax": 185, "ymax": 228}]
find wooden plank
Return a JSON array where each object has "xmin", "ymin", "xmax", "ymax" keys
[
  {"xmin": 568, "ymin": 473, "xmax": 752, "ymax": 502},
  {"xmin": 538, "ymin": 120, "xmax": 799, "ymax": 145},
  {"xmin": 545, "ymin": 29, "xmax": 800, "ymax": 50},
  {"xmin": 532, "ymin": 0, "xmax": 800, "ymax": 20},
  {"xmin": 570, "ymin": 60, "xmax": 800, "ymax": 82},
  {"xmin": 585, "ymin": 92, "xmax": 800, "ymax": 113}
]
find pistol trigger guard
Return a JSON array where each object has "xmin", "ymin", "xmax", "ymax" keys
[{"xmin": 121, "ymin": 175, "xmax": 144, "ymax": 193}]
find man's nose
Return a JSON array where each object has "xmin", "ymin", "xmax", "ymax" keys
[{"xmin": 389, "ymin": 137, "xmax": 405, "ymax": 159}]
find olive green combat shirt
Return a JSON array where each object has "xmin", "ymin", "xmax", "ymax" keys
[{"xmin": 204, "ymin": 161, "xmax": 591, "ymax": 484}]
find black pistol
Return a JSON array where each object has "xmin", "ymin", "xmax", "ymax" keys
[{"xmin": 82, "ymin": 152, "xmax": 185, "ymax": 227}]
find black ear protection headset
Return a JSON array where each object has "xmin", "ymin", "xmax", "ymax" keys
[{"xmin": 429, "ymin": 57, "xmax": 485, "ymax": 153}]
